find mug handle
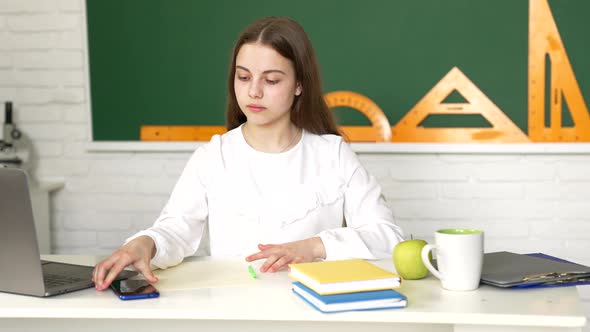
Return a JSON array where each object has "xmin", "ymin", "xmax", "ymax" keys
[{"xmin": 421, "ymin": 244, "xmax": 444, "ymax": 280}]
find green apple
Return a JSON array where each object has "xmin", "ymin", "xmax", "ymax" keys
[{"xmin": 393, "ymin": 239, "xmax": 431, "ymax": 280}]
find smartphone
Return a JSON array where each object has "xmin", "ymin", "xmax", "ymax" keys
[{"xmin": 110, "ymin": 279, "xmax": 160, "ymax": 300}]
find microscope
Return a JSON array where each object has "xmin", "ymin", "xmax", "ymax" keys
[{"xmin": 0, "ymin": 101, "xmax": 23, "ymax": 167}]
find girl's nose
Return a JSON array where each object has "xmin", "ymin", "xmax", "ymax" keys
[{"xmin": 248, "ymin": 80, "xmax": 263, "ymax": 99}]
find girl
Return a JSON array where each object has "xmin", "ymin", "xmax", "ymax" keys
[{"xmin": 93, "ymin": 16, "xmax": 403, "ymax": 291}]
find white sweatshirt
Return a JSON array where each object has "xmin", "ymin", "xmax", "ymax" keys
[{"xmin": 129, "ymin": 125, "xmax": 404, "ymax": 269}]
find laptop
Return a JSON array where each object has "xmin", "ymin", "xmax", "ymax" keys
[{"xmin": 0, "ymin": 167, "xmax": 137, "ymax": 297}]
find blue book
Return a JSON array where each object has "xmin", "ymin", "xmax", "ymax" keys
[{"xmin": 292, "ymin": 282, "xmax": 407, "ymax": 313}]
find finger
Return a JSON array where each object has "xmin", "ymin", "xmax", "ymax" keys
[
  {"xmin": 100, "ymin": 252, "xmax": 137, "ymax": 291},
  {"xmin": 101, "ymin": 261, "xmax": 128, "ymax": 291},
  {"xmin": 247, "ymin": 243, "xmax": 286, "ymax": 262},
  {"xmin": 246, "ymin": 247, "xmax": 276, "ymax": 262},
  {"xmin": 260, "ymin": 254, "xmax": 281, "ymax": 273},
  {"xmin": 267, "ymin": 255, "xmax": 293, "ymax": 273},
  {"xmin": 94, "ymin": 255, "xmax": 119, "ymax": 289},
  {"xmin": 245, "ymin": 251, "xmax": 262, "ymax": 262},
  {"xmin": 93, "ymin": 265, "xmax": 103, "ymax": 284},
  {"xmin": 134, "ymin": 260, "xmax": 158, "ymax": 283}
]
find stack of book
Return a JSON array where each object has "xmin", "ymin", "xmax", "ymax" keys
[{"xmin": 288, "ymin": 259, "xmax": 407, "ymax": 313}]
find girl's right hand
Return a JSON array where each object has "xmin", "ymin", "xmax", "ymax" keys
[{"xmin": 92, "ymin": 235, "xmax": 159, "ymax": 291}]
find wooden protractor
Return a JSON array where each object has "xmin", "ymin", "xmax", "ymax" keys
[
  {"xmin": 528, "ymin": 0, "xmax": 590, "ymax": 142},
  {"xmin": 324, "ymin": 91, "xmax": 392, "ymax": 142},
  {"xmin": 391, "ymin": 67, "xmax": 530, "ymax": 143}
]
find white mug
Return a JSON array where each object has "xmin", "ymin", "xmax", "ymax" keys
[{"xmin": 421, "ymin": 229, "xmax": 484, "ymax": 291}]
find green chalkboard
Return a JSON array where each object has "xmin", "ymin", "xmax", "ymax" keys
[{"xmin": 86, "ymin": 0, "xmax": 590, "ymax": 141}]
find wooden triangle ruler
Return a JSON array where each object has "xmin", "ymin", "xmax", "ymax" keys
[
  {"xmin": 392, "ymin": 67, "xmax": 530, "ymax": 143},
  {"xmin": 320, "ymin": 91, "xmax": 392, "ymax": 142},
  {"xmin": 528, "ymin": 0, "xmax": 590, "ymax": 142}
]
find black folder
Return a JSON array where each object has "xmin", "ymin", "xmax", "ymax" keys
[{"xmin": 480, "ymin": 251, "xmax": 590, "ymax": 288}]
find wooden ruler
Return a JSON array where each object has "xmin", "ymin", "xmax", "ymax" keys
[
  {"xmin": 391, "ymin": 67, "xmax": 530, "ymax": 143},
  {"xmin": 140, "ymin": 125, "xmax": 385, "ymax": 142},
  {"xmin": 141, "ymin": 91, "xmax": 391, "ymax": 142},
  {"xmin": 141, "ymin": 125, "xmax": 226, "ymax": 141},
  {"xmin": 528, "ymin": 0, "xmax": 590, "ymax": 142}
]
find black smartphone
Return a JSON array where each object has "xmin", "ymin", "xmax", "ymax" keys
[{"xmin": 110, "ymin": 279, "xmax": 160, "ymax": 300}]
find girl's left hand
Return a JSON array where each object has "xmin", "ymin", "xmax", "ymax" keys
[{"xmin": 245, "ymin": 237, "xmax": 326, "ymax": 273}]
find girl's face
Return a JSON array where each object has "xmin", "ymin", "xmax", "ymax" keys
[{"xmin": 234, "ymin": 42, "xmax": 302, "ymax": 128}]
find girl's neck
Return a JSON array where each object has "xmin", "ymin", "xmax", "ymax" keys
[{"xmin": 242, "ymin": 122, "xmax": 301, "ymax": 153}]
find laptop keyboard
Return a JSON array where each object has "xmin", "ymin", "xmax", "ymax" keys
[{"xmin": 44, "ymin": 274, "xmax": 87, "ymax": 289}]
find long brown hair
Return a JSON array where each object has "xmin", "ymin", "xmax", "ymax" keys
[{"xmin": 225, "ymin": 17, "xmax": 340, "ymax": 136}]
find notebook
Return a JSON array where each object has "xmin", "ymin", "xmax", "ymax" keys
[
  {"xmin": 0, "ymin": 167, "xmax": 136, "ymax": 297},
  {"xmin": 480, "ymin": 251, "xmax": 590, "ymax": 288},
  {"xmin": 292, "ymin": 281, "xmax": 407, "ymax": 313},
  {"xmin": 288, "ymin": 259, "xmax": 401, "ymax": 295}
]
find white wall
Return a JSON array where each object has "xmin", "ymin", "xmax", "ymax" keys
[{"xmin": 0, "ymin": 0, "xmax": 589, "ymax": 327}]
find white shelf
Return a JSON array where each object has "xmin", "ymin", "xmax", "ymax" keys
[{"xmin": 86, "ymin": 141, "xmax": 590, "ymax": 154}]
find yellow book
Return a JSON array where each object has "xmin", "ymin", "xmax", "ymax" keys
[{"xmin": 288, "ymin": 259, "xmax": 401, "ymax": 295}]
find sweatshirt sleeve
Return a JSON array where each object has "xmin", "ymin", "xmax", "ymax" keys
[
  {"xmin": 317, "ymin": 140, "xmax": 404, "ymax": 260},
  {"xmin": 126, "ymin": 141, "xmax": 213, "ymax": 269}
]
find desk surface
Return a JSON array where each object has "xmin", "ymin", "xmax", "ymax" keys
[{"xmin": 0, "ymin": 255, "xmax": 586, "ymax": 332}]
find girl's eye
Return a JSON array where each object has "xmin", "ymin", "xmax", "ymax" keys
[
  {"xmin": 266, "ymin": 80, "xmax": 279, "ymax": 85},
  {"xmin": 237, "ymin": 76, "xmax": 249, "ymax": 81}
]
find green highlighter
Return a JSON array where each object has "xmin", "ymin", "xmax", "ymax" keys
[{"xmin": 248, "ymin": 265, "xmax": 257, "ymax": 279}]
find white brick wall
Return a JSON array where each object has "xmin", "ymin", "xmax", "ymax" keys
[{"xmin": 0, "ymin": 0, "xmax": 589, "ymax": 327}]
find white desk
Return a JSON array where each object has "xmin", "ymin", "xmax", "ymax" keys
[{"xmin": 0, "ymin": 255, "xmax": 586, "ymax": 332}]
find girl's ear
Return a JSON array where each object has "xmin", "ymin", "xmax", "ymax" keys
[{"xmin": 295, "ymin": 82, "xmax": 302, "ymax": 96}]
